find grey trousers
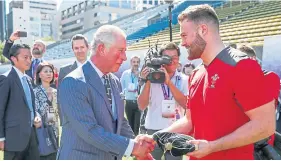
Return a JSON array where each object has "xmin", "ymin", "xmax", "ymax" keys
[{"xmin": 146, "ymin": 129, "xmax": 182, "ymax": 160}]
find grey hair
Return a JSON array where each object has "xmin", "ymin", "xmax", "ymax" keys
[{"xmin": 91, "ymin": 25, "xmax": 126, "ymax": 55}]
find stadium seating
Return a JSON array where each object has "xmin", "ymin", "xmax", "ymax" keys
[
  {"xmin": 44, "ymin": 3, "xmax": 173, "ymax": 60},
  {"xmin": 44, "ymin": 1, "xmax": 281, "ymax": 59},
  {"xmin": 127, "ymin": 0, "xmax": 281, "ymax": 50}
]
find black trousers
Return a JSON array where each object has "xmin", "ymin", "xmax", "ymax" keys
[
  {"xmin": 4, "ymin": 127, "xmax": 40, "ymax": 160},
  {"xmin": 125, "ymin": 100, "xmax": 141, "ymax": 135}
]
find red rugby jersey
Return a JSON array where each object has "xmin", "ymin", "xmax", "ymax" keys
[{"xmin": 188, "ymin": 47, "xmax": 272, "ymax": 159}]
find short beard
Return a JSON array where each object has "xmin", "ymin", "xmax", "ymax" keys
[
  {"xmin": 187, "ymin": 33, "xmax": 206, "ymax": 60},
  {"xmin": 32, "ymin": 49, "xmax": 42, "ymax": 56}
]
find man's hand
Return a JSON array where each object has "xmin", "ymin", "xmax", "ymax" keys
[
  {"xmin": 34, "ymin": 116, "xmax": 42, "ymax": 128},
  {"xmin": 132, "ymin": 134, "xmax": 156, "ymax": 158},
  {"xmin": 136, "ymin": 153, "xmax": 154, "ymax": 160},
  {"xmin": 186, "ymin": 140, "xmax": 213, "ymax": 159},
  {"xmin": 9, "ymin": 30, "xmax": 20, "ymax": 42},
  {"xmin": 0, "ymin": 141, "xmax": 4, "ymax": 151},
  {"xmin": 140, "ymin": 67, "xmax": 150, "ymax": 80},
  {"xmin": 160, "ymin": 67, "xmax": 171, "ymax": 85}
]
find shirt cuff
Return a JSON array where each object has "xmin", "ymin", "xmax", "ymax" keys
[
  {"xmin": 124, "ymin": 139, "xmax": 135, "ymax": 157},
  {"xmin": 0, "ymin": 138, "xmax": 5, "ymax": 141}
]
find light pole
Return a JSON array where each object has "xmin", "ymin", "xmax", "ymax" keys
[{"xmin": 165, "ymin": 0, "xmax": 174, "ymax": 42}]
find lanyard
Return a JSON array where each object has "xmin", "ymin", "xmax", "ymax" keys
[
  {"xmin": 131, "ymin": 72, "xmax": 137, "ymax": 83},
  {"xmin": 161, "ymin": 76, "xmax": 180, "ymax": 100}
]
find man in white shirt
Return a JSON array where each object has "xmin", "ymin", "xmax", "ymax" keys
[
  {"xmin": 138, "ymin": 42, "xmax": 188, "ymax": 160},
  {"xmin": 121, "ymin": 55, "xmax": 141, "ymax": 135}
]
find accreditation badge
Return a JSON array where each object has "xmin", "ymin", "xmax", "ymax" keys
[
  {"xmin": 162, "ymin": 100, "xmax": 176, "ymax": 118},
  {"xmin": 128, "ymin": 83, "xmax": 136, "ymax": 91}
]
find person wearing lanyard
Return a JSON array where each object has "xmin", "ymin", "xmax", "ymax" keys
[
  {"xmin": 138, "ymin": 42, "xmax": 188, "ymax": 160},
  {"xmin": 121, "ymin": 55, "xmax": 141, "ymax": 135}
]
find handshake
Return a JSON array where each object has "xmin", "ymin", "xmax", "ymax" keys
[
  {"xmin": 131, "ymin": 134, "xmax": 156, "ymax": 160},
  {"xmin": 131, "ymin": 132, "xmax": 196, "ymax": 160}
]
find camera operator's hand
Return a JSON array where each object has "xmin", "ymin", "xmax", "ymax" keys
[
  {"xmin": 160, "ymin": 67, "xmax": 171, "ymax": 85},
  {"xmin": 140, "ymin": 67, "xmax": 150, "ymax": 80},
  {"xmin": 9, "ymin": 30, "xmax": 20, "ymax": 42}
]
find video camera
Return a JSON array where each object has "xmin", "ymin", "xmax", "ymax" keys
[{"xmin": 143, "ymin": 41, "xmax": 172, "ymax": 83}]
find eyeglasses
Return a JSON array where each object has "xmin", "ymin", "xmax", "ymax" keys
[{"xmin": 171, "ymin": 56, "xmax": 179, "ymax": 63}]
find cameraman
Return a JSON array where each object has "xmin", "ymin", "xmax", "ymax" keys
[{"xmin": 137, "ymin": 42, "xmax": 188, "ymax": 160}]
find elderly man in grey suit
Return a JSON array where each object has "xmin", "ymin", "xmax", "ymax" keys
[
  {"xmin": 57, "ymin": 25, "xmax": 155, "ymax": 160},
  {"xmin": 58, "ymin": 34, "xmax": 89, "ymax": 85}
]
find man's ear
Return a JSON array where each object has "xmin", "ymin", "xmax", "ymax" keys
[
  {"xmin": 199, "ymin": 24, "xmax": 208, "ymax": 37},
  {"xmin": 97, "ymin": 44, "xmax": 106, "ymax": 56},
  {"xmin": 10, "ymin": 56, "xmax": 17, "ymax": 64}
]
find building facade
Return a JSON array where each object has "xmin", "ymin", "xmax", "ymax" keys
[
  {"xmin": 58, "ymin": 0, "xmax": 141, "ymax": 39},
  {"xmin": 7, "ymin": 0, "xmax": 57, "ymax": 45}
]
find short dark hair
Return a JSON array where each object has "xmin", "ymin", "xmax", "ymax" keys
[
  {"xmin": 159, "ymin": 42, "xmax": 181, "ymax": 56},
  {"xmin": 237, "ymin": 44, "xmax": 256, "ymax": 57},
  {"xmin": 71, "ymin": 34, "xmax": 89, "ymax": 49},
  {"xmin": 183, "ymin": 63, "xmax": 195, "ymax": 74},
  {"xmin": 9, "ymin": 44, "xmax": 30, "ymax": 65},
  {"xmin": 184, "ymin": 63, "xmax": 195, "ymax": 69},
  {"xmin": 178, "ymin": 4, "xmax": 220, "ymax": 31},
  {"xmin": 35, "ymin": 62, "xmax": 55, "ymax": 85}
]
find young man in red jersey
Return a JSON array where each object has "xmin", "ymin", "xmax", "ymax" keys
[{"xmin": 161, "ymin": 4, "xmax": 276, "ymax": 160}]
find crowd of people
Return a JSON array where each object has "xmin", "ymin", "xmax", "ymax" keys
[{"xmin": 0, "ymin": 4, "xmax": 280, "ymax": 160}]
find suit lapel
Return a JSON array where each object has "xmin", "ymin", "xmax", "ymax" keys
[
  {"xmin": 82, "ymin": 62, "xmax": 114, "ymax": 119},
  {"xmin": 11, "ymin": 68, "xmax": 30, "ymax": 108},
  {"xmin": 70, "ymin": 61, "xmax": 78, "ymax": 73}
]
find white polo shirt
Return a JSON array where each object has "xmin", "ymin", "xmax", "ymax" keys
[{"xmin": 143, "ymin": 71, "xmax": 188, "ymax": 130}]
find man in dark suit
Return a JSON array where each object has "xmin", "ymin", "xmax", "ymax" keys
[
  {"xmin": 58, "ymin": 34, "xmax": 89, "ymax": 85},
  {"xmin": 57, "ymin": 34, "xmax": 89, "ymax": 124},
  {"xmin": 0, "ymin": 44, "xmax": 42, "ymax": 159},
  {"xmin": 3, "ymin": 31, "xmax": 47, "ymax": 79}
]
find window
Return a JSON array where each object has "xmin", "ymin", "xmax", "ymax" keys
[
  {"xmin": 79, "ymin": 2, "xmax": 84, "ymax": 9},
  {"xmin": 67, "ymin": 8, "xmax": 71, "ymax": 14},
  {"xmin": 73, "ymin": 5, "xmax": 78, "ymax": 11}
]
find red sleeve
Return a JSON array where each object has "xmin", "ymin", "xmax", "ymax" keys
[
  {"xmin": 265, "ymin": 72, "xmax": 281, "ymax": 100},
  {"xmin": 233, "ymin": 59, "xmax": 273, "ymax": 111}
]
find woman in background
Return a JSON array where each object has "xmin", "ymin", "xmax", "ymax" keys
[{"xmin": 34, "ymin": 62, "xmax": 60, "ymax": 160}]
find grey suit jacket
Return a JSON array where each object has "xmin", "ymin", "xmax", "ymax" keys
[
  {"xmin": 0, "ymin": 68, "xmax": 37, "ymax": 151},
  {"xmin": 58, "ymin": 61, "xmax": 78, "ymax": 86},
  {"xmin": 57, "ymin": 62, "xmax": 134, "ymax": 160}
]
